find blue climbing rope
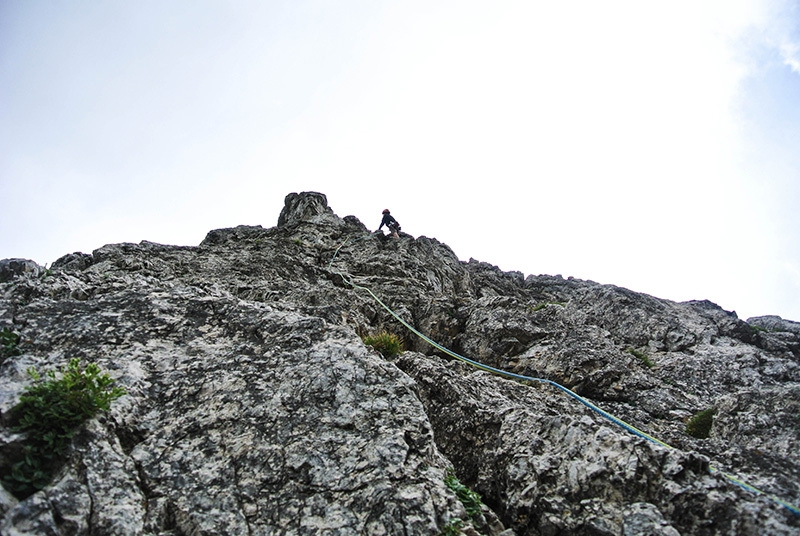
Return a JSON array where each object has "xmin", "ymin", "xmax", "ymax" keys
[{"xmin": 328, "ymin": 235, "xmax": 800, "ymax": 518}]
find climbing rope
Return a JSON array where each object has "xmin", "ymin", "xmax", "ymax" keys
[{"xmin": 328, "ymin": 235, "xmax": 800, "ymax": 518}]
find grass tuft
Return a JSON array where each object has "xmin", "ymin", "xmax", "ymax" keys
[
  {"xmin": 626, "ymin": 347, "xmax": 654, "ymax": 368},
  {"xmin": 686, "ymin": 408, "xmax": 715, "ymax": 439},
  {"xmin": 362, "ymin": 331, "xmax": 403, "ymax": 358},
  {"xmin": 529, "ymin": 301, "xmax": 566, "ymax": 313}
]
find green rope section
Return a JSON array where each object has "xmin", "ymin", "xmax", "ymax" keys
[{"xmin": 328, "ymin": 235, "xmax": 800, "ymax": 518}]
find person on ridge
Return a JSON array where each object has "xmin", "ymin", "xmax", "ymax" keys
[{"xmin": 378, "ymin": 209, "xmax": 401, "ymax": 238}]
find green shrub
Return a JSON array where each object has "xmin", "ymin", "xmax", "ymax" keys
[
  {"xmin": 444, "ymin": 470, "xmax": 483, "ymax": 521},
  {"xmin": 0, "ymin": 328, "xmax": 22, "ymax": 359},
  {"xmin": 439, "ymin": 519, "xmax": 464, "ymax": 536},
  {"xmin": 686, "ymin": 408, "xmax": 715, "ymax": 439},
  {"xmin": 3, "ymin": 358, "xmax": 126, "ymax": 499},
  {"xmin": 362, "ymin": 331, "xmax": 403, "ymax": 358}
]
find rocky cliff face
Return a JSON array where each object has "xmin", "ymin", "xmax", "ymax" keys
[{"xmin": 0, "ymin": 191, "xmax": 798, "ymax": 535}]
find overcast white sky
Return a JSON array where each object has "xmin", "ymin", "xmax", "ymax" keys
[{"xmin": 2, "ymin": 1, "xmax": 799, "ymax": 322}]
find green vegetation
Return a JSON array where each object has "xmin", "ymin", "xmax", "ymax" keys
[
  {"xmin": 626, "ymin": 347, "xmax": 654, "ymax": 368},
  {"xmin": 444, "ymin": 470, "xmax": 483, "ymax": 521},
  {"xmin": 439, "ymin": 519, "xmax": 464, "ymax": 536},
  {"xmin": 362, "ymin": 331, "xmax": 404, "ymax": 358},
  {"xmin": 530, "ymin": 301, "xmax": 566, "ymax": 313},
  {"xmin": 748, "ymin": 322, "xmax": 776, "ymax": 334},
  {"xmin": 686, "ymin": 408, "xmax": 715, "ymax": 439},
  {"xmin": 1, "ymin": 328, "xmax": 22, "ymax": 359},
  {"xmin": 3, "ymin": 358, "xmax": 126, "ymax": 499}
]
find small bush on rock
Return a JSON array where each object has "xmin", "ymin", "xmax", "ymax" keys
[
  {"xmin": 2, "ymin": 358, "xmax": 126, "ymax": 499},
  {"xmin": 362, "ymin": 331, "xmax": 403, "ymax": 358},
  {"xmin": 444, "ymin": 470, "xmax": 483, "ymax": 521},
  {"xmin": 0, "ymin": 327, "xmax": 21, "ymax": 359},
  {"xmin": 686, "ymin": 408, "xmax": 715, "ymax": 439},
  {"xmin": 438, "ymin": 519, "xmax": 464, "ymax": 536}
]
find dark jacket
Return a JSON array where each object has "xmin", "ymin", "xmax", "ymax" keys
[{"xmin": 379, "ymin": 213, "xmax": 399, "ymax": 231}]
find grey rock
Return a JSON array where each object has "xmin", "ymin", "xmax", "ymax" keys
[
  {"xmin": 390, "ymin": 351, "xmax": 797, "ymax": 535},
  {"xmin": 51, "ymin": 252, "xmax": 93, "ymax": 273},
  {"xmin": 278, "ymin": 191, "xmax": 335, "ymax": 227},
  {"xmin": 622, "ymin": 503, "xmax": 680, "ymax": 536},
  {"xmin": 748, "ymin": 315, "xmax": 800, "ymax": 335},
  {"xmin": 0, "ymin": 485, "xmax": 16, "ymax": 519},
  {"xmin": 0, "ymin": 259, "xmax": 42, "ymax": 283},
  {"xmin": 0, "ymin": 191, "xmax": 798, "ymax": 535}
]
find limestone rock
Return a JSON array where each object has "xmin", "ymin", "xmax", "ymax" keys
[
  {"xmin": 51, "ymin": 252, "xmax": 93, "ymax": 273},
  {"xmin": 0, "ymin": 259, "xmax": 42, "ymax": 283},
  {"xmin": 748, "ymin": 315, "xmax": 800, "ymax": 335},
  {"xmin": 0, "ymin": 191, "xmax": 798, "ymax": 535},
  {"xmin": 278, "ymin": 191, "xmax": 335, "ymax": 227}
]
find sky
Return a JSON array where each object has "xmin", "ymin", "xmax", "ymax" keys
[{"xmin": 1, "ymin": 1, "xmax": 799, "ymax": 322}]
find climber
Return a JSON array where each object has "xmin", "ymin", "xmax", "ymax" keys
[{"xmin": 377, "ymin": 209, "xmax": 401, "ymax": 238}]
